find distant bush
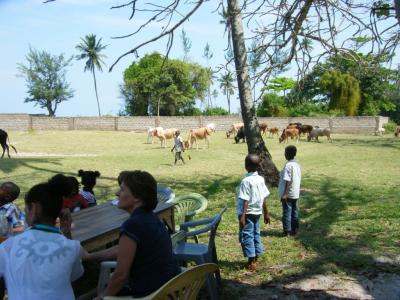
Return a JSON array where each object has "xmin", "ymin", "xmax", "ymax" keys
[
  {"xmin": 180, "ymin": 107, "xmax": 203, "ymax": 116},
  {"xmin": 203, "ymin": 107, "xmax": 229, "ymax": 116},
  {"xmin": 383, "ymin": 121, "xmax": 398, "ymax": 133}
]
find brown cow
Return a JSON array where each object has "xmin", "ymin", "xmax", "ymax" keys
[
  {"xmin": 279, "ymin": 128, "xmax": 300, "ymax": 144},
  {"xmin": 188, "ymin": 127, "xmax": 211, "ymax": 150},
  {"xmin": 268, "ymin": 127, "xmax": 279, "ymax": 138},
  {"xmin": 395, "ymin": 126, "xmax": 400, "ymax": 137},
  {"xmin": 226, "ymin": 123, "xmax": 244, "ymax": 138},
  {"xmin": 259, "ymin": 122, "xmax": 268, "ymax": 135},
  {"xmin": 155, "ymin": 128, "xmax": 178, "ymax": 148}
]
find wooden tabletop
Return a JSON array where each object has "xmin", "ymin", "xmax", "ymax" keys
[{"xmin": 71, "ymin": 201, "xmax": 174, "ymax": 250}]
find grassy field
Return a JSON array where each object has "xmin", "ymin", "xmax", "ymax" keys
[{"xmin": 1, "ymin": 130, "xmax": 399, "ymax": 298}]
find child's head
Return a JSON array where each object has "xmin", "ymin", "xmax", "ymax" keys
[
  {"xmin": 0, "ymin": 182, "xmax": 20, "ymax": 204},
  {"xmin": 175, "ymin": 130, "xmax": 180, "ymax": 137},
  {"xmin": 67, "ymin": 176, "xmax": 80, "ymax": 196},
  {"xmin": 285, "ymin": 145, "xmax": 297, "ymax": 160},
  {"xmin": 245, "ymin": 154, "xmax": 260, "ymax": 172},
  {"xmin": 78, "ymin": 169, "xmax": 101, "ymax": 190},
  {"xmin": 25, "ymin": 174, "xmax": 72, "ymax": 226}
]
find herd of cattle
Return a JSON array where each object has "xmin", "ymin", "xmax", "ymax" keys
[
  {"xmin": 225, "ymin": 122, "xmax": 332, "ymax": 144},
  {"xmin": 146, "ymin": 122, "xmax": 400, "ymax": 150},
  {"xmin": 1, "ymin": 124, "xmax": 399, "ymax": 158}
]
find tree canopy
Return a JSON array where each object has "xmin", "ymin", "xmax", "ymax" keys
[
  {"xmin": 18, "ymin": 48, "xmax": 74, "ymax": 117},
  {"xmin": 289, "ymin": 53, "xmax": 398, "ymax": 116},
  {"xmin": 121, "ymin": 52, "xmax": 209, "ymax": 116}
]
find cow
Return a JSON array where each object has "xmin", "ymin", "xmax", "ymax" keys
[
  {"xmin": 268, "ymin": 127, "xmax": 279, "ymax": 138},
  {"xmin": 259, "ymin": 122, "xmax": 268, "ymax": 135},
  {"xmin": 299, "ymin": 124, "xmax": 313, "ymax": 136},
  {"xmin": 155, "ymin": 128, "xmax": 178, "ymax": 148},
  {"xmin": 0, "ymin": 129, "xmax": 17, "ymax": 158},
  {"xmin": 188, "ymin": 127, "xmax": 211, "ymax": 150},
  {"xmin": 395, "ymin": 126, "xmax": 400, "ymax": 137},
  {"xmin": 374, "ymin": 127, "xmax": 385, "ymax": 136},
  {"xmin": 307, "ymin": 128, "xmax": 332, "ymax": 142},
  {"xmin": 226, "ymin": 123, "xmax": 244, "ymax": 138},
  {"xmin": 279, "ymin": 128, "xmax": 300, "ymax": 144},
  {"xmin": 288, "ymin": 122, "xmax": 302, "ymax": 128},
  {"xmin": 234, "ymin": 126, "xmax": 246, "ymax": 143},
  {"xmin": 146, "ymin": 126, "xmax": 163, "ymax": 144},
  {"xmin": 206, "ymin": 123, "xmax": 216, "ymax": 132}
]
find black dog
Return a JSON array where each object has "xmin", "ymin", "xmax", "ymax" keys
[
  {"xmin": 0, "ymin": 129, "xmax": 17, "ymax": 158},
  {"xmin": 78, "ymin": 169, "xmax": 100, "ymax": 206},
  {"xmin": 234, "ymin": 126, "xmax": 246, "ymax": 143}
]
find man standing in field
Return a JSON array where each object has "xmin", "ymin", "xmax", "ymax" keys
[
  {"xmin": 171, "ymin": 130, "xmax": 185, "ymax": 165},
  {"xmin": 278, "ymin": 145, "xmax": 302, "ymax": 236}
]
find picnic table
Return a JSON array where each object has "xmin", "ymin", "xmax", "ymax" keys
[{"xmin": 71, "ymin": 201, "xmax": 175, "ymax": 251}]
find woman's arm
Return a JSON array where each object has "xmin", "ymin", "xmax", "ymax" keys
[
  {"xmin": 83, "ymin": 245, "xmax": 119, "ymax": 262},
  {"xmin": 99, "ymin": 235, "xmax": 136, "ymax": 298}
]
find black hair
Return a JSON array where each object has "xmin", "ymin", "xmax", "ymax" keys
[
  {"xmin": 118, "ymin": 170, "xmax": 158, "ymax": 211},
  {"xmin": 25, "ymin": 174, "xmax": 73, "ymax": 222},
  {"xmin": 245, "ymin": 154, "xmax": 260, "ymax": 172},
  {"xmin": 285, "ymin": 145, "xmax": 297, "ymax": 160},
  {"xmin": 67, "ymin": 176, "xmax": 80, "ymax": 195},
  {"xmin": 78, "ymin": 169, "xmax": 100, "ymax": 190},
  {"xmin": 0, "ymin": 182, "xmax": 20, "ymax": 202}
]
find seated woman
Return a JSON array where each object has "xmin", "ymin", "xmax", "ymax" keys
[
  {"xmin": 0, "ymin": 174, "xmax": 84, "ymax": 300},
  {"xmin": 85, "ymin": 170, "xmax": 180, "ymax": 299}
]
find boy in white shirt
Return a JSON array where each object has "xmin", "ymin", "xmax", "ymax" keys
[
  {"xmin": 278, "ymin": 145, "xmax": 302, "ymax": 236},
  {"xmin": 171, "ymin": 130, "xmax": 185, "ymax": 165},
  {"xmin": 237, "ymin": 154, "xmax": 270, "ymax": 271}
]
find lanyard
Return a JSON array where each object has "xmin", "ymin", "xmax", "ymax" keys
[{"xmin": 31, "ymin": 224, "xmax": 62, "ymax": 235}]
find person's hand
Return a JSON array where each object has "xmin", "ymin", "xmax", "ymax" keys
[
  {"xmin": 281, "ymin": 193, "xmax": 288, "ymax": 201},
  {"xmin": 239, "ymin": 215, "xmax": 246, "ymax": 228},
  {"xmin": 264, "ymin": 214, "xmax": 271, "ymax": 225},
  {"xmin": 59, "ymin": 208, "xmax": 72, "ymax": 236},
  {"xmin": 170, "ymin": 148, "xmax": 173, "ymax": 152}
]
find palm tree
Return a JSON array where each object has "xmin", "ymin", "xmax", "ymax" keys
[
  {"xmin": 218, "ymin": 71, "xmax": 235, "ymax": 114},
  {"xmin": 76, "ymin": 34, "xmax": 107, "ymax": 116}
]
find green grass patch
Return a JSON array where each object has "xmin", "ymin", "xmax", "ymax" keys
[{"xmin": 1, "ymin": 131, "xmax": 399, "ymax": 298}]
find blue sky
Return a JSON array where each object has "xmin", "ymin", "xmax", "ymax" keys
[{"xmin": 0, "ymin": 0, "xmax": 238, "ymax": 116}]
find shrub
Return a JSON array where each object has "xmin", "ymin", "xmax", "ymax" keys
[
  {"xmin": 203, "ymin": 107, "xmax": 229, "ymax": 116},
  {"xmin": 383, "ymin": 121, "xmax": 398, "ymax": 133}
]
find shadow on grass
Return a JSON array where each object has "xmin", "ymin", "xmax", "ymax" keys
[
  {"xmin": 332, "ymin": 136, "xmax": 400, "ymax": 150},
  {"xmin": 0, "ymin": 157, "xmax": 63, "ymax": 174},
  {"xmin": 187, "ymin": 175, "xmax": 399, "ymax": 299}
]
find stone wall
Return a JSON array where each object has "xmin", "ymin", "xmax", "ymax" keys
[{"xmin": 0, "ymin": 114, "xmax": 389, "ymax": 134}]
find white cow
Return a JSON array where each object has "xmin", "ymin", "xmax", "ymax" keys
[
  {"xmin": 206, "ymin": 123, "xmax": 216, "ymax": 132},
  {"xmin": 374, "ymin": 127, "xmax": 385, "ymax": 136},
  {"xmin": 146, "ymin": 126, "xmax": 163, "ymax": 144}
]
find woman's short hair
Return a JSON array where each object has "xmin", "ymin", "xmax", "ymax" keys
[
  {"xmin": 25, "ymin": 174, "xmax": 72, "ymax": 221},
  {"xmin": 118, "ymin": 170, "xmax": 158, "ymax": 211}
]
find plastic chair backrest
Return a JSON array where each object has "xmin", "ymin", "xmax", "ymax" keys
[
  {"xmin": 157, "ymin": 184, "xmax": 175, "ymax": 203},
  {"xmin": 151, "ymin": 263, "xmax": 219, "ymax": 300},
  {"xmin": 207, "ymin": 208, "xmax": 226, "ymax": 252},
  {"xmin": 173, "ymin": 193, "xmax": 207, "ymax": 215}
]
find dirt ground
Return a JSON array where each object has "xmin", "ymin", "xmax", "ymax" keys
[{"xmin": 226, "ymin": 272, "xmax": 400, "ymax": 300}]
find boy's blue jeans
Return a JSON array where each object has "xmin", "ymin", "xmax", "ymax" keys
[
  {"xmin": 281, "ymin": 198, "xmax": 299, "ymax": 234},
  {"xmin": 238, "ymin": 214, "xmax": 263, "ymax": 258}
]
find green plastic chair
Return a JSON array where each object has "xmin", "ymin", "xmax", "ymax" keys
[{"xmin": 172, "ymin": 193, "xmax": 208, "ymax": 229}]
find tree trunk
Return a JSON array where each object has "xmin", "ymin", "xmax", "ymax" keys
[
  {"xmin": 227, "ymin": 0, "xmax": 280, "ymax": 186},
  {"xmin": 47, "ymin": 100, "xmax": 55, "ymax": 117},
  {"xmin": 92, "ymin": 69, "xmax": 102, "ymax": 117}
]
